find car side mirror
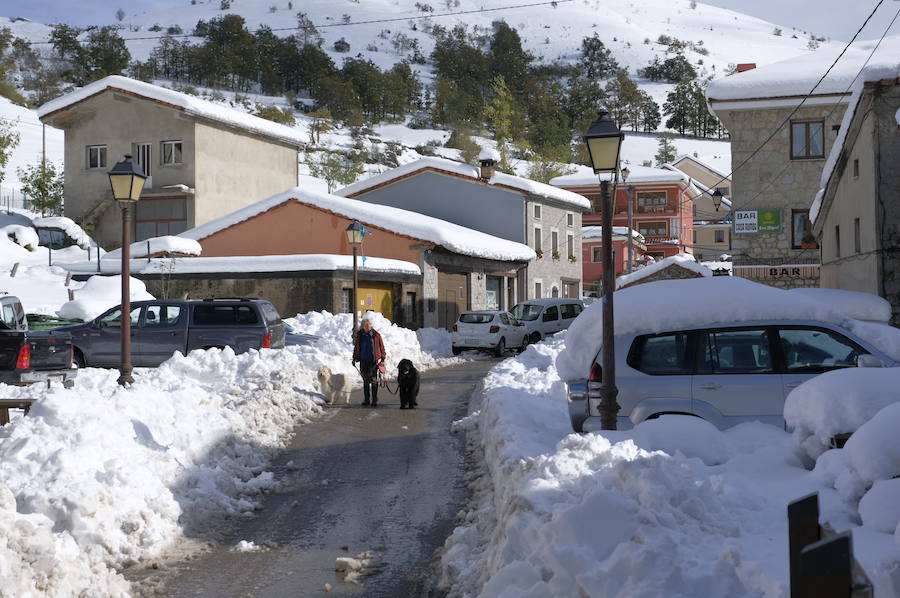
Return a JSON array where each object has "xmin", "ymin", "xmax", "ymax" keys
[{"xmin": 857, "ymin": 354, "xmax": 884, "ymax": 368}]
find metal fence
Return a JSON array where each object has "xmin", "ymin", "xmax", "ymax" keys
[{"xmin": 0, "ymin": 185, "xmax": 31, "ymax": 213}]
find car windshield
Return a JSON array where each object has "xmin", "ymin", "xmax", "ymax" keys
[
  {"xmin": 511, "ymin": 304, "xmax": 543, "ymax": 321},
  {"xmin": 460, "ymin": 313, "xmax": 495, "ymax": 324}
]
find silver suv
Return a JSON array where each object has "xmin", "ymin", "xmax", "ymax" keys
[{"xmin": 566, "ymin": 320, "xmax": 895, "ymax": 433}]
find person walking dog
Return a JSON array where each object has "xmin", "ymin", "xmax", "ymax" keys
[{"xmin": 352, "ymin": 315, "xmax": 386, "ymax": 407}]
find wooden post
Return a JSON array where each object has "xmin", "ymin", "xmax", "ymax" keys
[
  {"xmin": 65, "ymin": 272, "xmax": 72, "ymax": 286},
  {"xmin": 68, "ymin": 289, "xmax": 74, "ymax": 301},
  {"xmin": 10, "ymin": 263, "xmax": 18, "ymax": 277},
  {"xmin": 789, "ymin": 493, "xmax": 821, "ymax": 597},
  {"xmin": 798, "ymin": 533, "xmax": 853, "ymax": 598}
]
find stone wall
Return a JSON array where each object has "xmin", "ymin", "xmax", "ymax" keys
[{"xmin": 526, "ymin": 199, "xmax": 582, "ymax": 297}]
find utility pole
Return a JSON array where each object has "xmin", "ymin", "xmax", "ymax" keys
[{"xmin": 626, "ymin": 184, "xmax": 635, "ymax": 273}]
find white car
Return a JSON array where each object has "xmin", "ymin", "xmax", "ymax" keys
[
  {"xmin": 451, "ymin": 311, "xmax": 528, "ymax": 356},
  {"xmin": 510, "ymin": 298, "xmax": 585, "ymax": 344}
]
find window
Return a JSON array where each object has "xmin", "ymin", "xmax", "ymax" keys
[
  {"xmin": 533, "ymin": 204, "xmax": 542, "ymax": 219},
  {"xmin": 551, "ymin": 286, "xmax": 559, "ymax": 298},
  {"xmin": 259, "ymin": 302, "xmax": 281, "ymax": 324},
  {"xmin": 692, "ymin": 204, "xmax": 697, "ymax": 218},
  {"xmin": 697, "ymin": 329, "xmax": 773, "ymax": 374},
  {"xmin": 341, "ymin": 289, "xmax": 352, "ymax": 313},
  {"xmin": 835, "ymin": 225, "xmax": 841, "ymax": 258},
  {"xmin": 512, "ymin": 303, "xmax": 543, "ymax": 321},
  {"xmin": 542, "ymin": 306, "xmax": 559, "ymax": 321},
  {"xmin": 790, "ymin": 120, "xmax": 825, "ymax": 159},
  {"xmin": 405, "ymin": 292, "xmax": 416, "ymax": 324},
  {"xmin": 692, "ymin": 230, "xmax": 697, "ymax": 244},
  {"xmin": 534, "ymin": 281, "xmax": 542, "ymax": 298},
  {"xmin": 100, "ymin": 306, "xmax": 142, "ymax": 326},
  {"xmin": 591, "ymin": 246, "xmax": 602, "ymax": 262},
  {"xmin": 854, "ymin": 218, "xmax": 861, "ymax": 254},
  {"xmin": 551, "ymin": 230, "xmax": 559, "ymax": 253},
  {"xmin": 499, "ymin": 313, "xmax": 510, "ymax": 325},
  {"xmin": 628, "ymin": 332, "xmax": 693, "ymax": 375},
  {"xmin": 566, "ymin": 212, "xmax": 574, "ymax": 227},
  {"xmin": 86, "ymin": 145, "xmax": 107, "ymax": 169},
  {"xmin": 567, "ymin": 234, "xmax": 574, "ymax": 258},
  {"xmin": 792, "ymin": 210, "xmax": 813, "ymax": 249},
  {"xmin": 134, "ymin": 142, "xmax": 151, "ymax": 178},
  {"xmin": 144, "ymin": 305, "xmax": 182, "ymax": 326},
  {"xmin": 853, "ymin": 158, "xmax": 859, "ymax": 179},
  {"xmin": 161, "ymin": 140, "xmax": 183, "ymax": 165},
  {"xmin": 637, "ymin": 222, "xmax": 667, "ymax": 237},
  {"xmin": 135, "ymin": 197, "xmax": 188, "ymax": 240},
  {"xmin": 778, "ymin": 328, "xmax": 864, "ymax": 373},
  {"xmin": 0, "ymin": 304, "xmax": 16, "ymax": 329},
  {"xmin": 636, "ymin": 191, "xmax": 668, "ymax": 213},
  {"xmin": 533, "ymin": 226, "xmax": 542, "ymax": 252},
  {"xmin": 714, "ymin": 229, "xmax": 725, "ymax": 244},
  {"xmin": 192, "ymin": 305, "xmax": 259, "ymax": 326},
  {"xmin": 560, "ymin": 303, "xmax": 582, "ymax": 319},
  {"xmin": 460, "ymin": 313, "xmax": 494, "ymax": 324}
]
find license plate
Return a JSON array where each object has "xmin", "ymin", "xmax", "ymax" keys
[{"xmin": 465, "ymin": 338, "xmax": 480, "ymax": 344}]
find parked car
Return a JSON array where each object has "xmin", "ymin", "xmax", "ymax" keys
[
  {"xmin": 58, "ymin": 298, "xmax": 286, "ymax": 368},
  {"xmin": 566, "ymin": 319, "xmax": 895, "ymax": 433},
  {"xmin": 511, "ymin": 298, "xmax": 584, "ymax": 344},
  {"xmin": 0, "ymin": 295, "xmax": 76, "ymax": 386},
  {"xmin": 451, "ymin": 311, "xmax": 528, "ymax": 356},
  {"xmin": 283, "ymin": 321, "xmax": 320, "ymax": 347}
]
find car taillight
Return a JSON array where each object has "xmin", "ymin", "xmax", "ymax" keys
[
  {"xmin": 451, "ymin": 324, "xmax": 458, "ymax": 332},
  {"xmin": 261, "ymin": 332, "xmax": 271, "ymax": 349},
  {"xmin": 489, "ymin": 325, "xmax": 500, "ymax": 333},
  {"xmin": 588, "ymin": 362, "xmax": 602, "ymax": 381},
  {"xmin": 15, "ymin": 344, "xmax": 31, "ymax": 369}
]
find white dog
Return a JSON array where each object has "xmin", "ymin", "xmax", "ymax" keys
[{"xmin": 317, "ymin": 366, "xmax": 352, "ymax": 405}]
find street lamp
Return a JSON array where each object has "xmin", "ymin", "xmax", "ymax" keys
[
  {"xmin": 583, "ymin": 110, "xmax": 624, "ymax": 431},
  {"xmin": 711, "ymin": 188, "xmax": 724, "ymax": 212},
  {"xmin": 345, "ymin": 220, "xmax": 366, "ymax": 332},
  {"xmin": 107, "ymin": 154, "xmax": 146, "ymax": 387},
  {"xmin": 621, "ymin": 166, "xmax": 636, "ymax": 274}
]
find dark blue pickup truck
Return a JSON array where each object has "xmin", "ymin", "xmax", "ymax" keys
[
  {"xmin": 59, "ymin": 298, "xmax": 286, "ymax": 368},
  {"xmin": 0, "ymin": 295, "xmax": 77, "ymax": 386}
]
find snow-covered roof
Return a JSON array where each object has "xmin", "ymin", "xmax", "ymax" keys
[
  {"xmin": 706, "ymin": 36, "xmax": 900, "ymax": 105},
  {"xmin": 102, "ymin": 236, "xmax": 202, "ymax": 261},
  {"xmin": 670, "ymin": 154, "xmax": 731, "ymax": 181},
  {"xmin": 37, "ymin": 75, "xmax": 304, "ymax": 147},
  {"xmin": 336, "ymin": 157, "xmax": 591, "ymax": 211},
  {"xmin": 811, "ymin": 56, "xmax": 900, "ymax": 223},
  {"xmin": 63, "ymin": 254, "xmax": 421, "ymax": 277},
  {"xmin": 180, "ymin": 187, "xmax": 535, "ymax": 262},
  {"xmin": 615, "ymin": 253, "xmax": 712, "ymax": 290},
  {"xmin": 478, "ymin": 147, "xmax": 501, "ymax": 162},
  {"xmin": 789, "ymin": 288, "xmax": 892, "ymax": 323},
  {"xmin": 582, "ymin": 226, "xmax": 645, "ymax": 242},
  {"xmin": 550, "ymin": 164, "xmax": 690, "ymax": 188}
]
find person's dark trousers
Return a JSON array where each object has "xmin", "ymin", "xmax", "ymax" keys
[{"xmin": 360, "ymin": 359, "xmax": 378, "ymax": 406}]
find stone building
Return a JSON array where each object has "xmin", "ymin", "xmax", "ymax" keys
[
  {"xmin": 175, "ymin": 187, "xmax": 533, "ymax": 329},
  {"xmin": 337, "ymin": 154, "xmax": 589, "ymax": 301},
  {"xmin": 615, "ymin": 254, "xmax": 713, "ymax": 290},
  {"xmin": 811, "ymin": 73, "xmax": 900, "ymax": 323},
  {"xmin": 37, "ymin": 76, "xmax": 302, "ymax": 248},
  {"xmin": 703, "ymin": 46, "xmax": 887, "ymax": 288}
]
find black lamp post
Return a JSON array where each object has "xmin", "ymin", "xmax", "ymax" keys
[
  {"xmin": 583, "ymin": 111, "xmax": 624, "ymax": 430},
  {"xmin": 108, "ymin": 154, "xmax": 146, "ymax": 387},
  {"xmin": 345, "ymin": 220, "xmax": 366, "ymax": 333},
  {"xmin": 711, "ymin": 188, "xmax": 724, "ymax": 212}
]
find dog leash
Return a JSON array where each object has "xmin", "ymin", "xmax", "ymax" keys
[{"xmin": 352, "ymin": 362, "xmax": 400, "ymax": 395}]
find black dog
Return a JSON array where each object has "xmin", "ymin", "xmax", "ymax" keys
[{"xmin": 397, "ymin": 359, "xmax": 420, "ymax": 409}]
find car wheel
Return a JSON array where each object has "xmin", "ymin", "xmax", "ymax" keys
[
  {"xmin": 452, "ymin": 346, "xmax": 462, "ymax": 356},
  {"xmin": 73, "ymin": 348, "xmax": 86, "ymax": 369},
  {"xmin": 494, "ymin": 338, "xmax": 506, "ymax": 358},
  {"xmin": 518, "ymin": 335, "xmax": 529, "ymax": 353},
  {"xmin": 529, "ymin": 331, "xmax": 542, "ymax": 344}
]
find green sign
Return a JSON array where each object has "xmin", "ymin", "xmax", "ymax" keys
[{"xmin": 756, "ymin": 209, "xmax": 781, "ymax": 233}]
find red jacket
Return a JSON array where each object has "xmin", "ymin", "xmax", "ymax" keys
[{"xmin": 353, "ymin": 329, "xmax": 386, "ymax": 363}]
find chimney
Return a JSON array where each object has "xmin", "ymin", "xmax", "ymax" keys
[
  {"xmin": 692, "ymin": 151, "xmax": 698, "ymax": 158},
  {"xmin": 477, "ymin": 147, "xmax": 501, "ymax": 181},
  {"xmin": 736, "ymin": 63, "xmax": 757, "ymax": 73}
]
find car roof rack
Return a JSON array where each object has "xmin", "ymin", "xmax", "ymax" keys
[{"xmin": 200, "ymin": 297, "xmax": 257, "ymax": 302}]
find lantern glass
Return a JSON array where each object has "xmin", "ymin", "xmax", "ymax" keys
[
  {"xmin": 345, "ymin": 221, "xmax": 365, "ymax": 246},
  {"xmin": 108, "ymin": 154, "xmax": 147, "ymax": 202},
  {"xmin": 109, "ymin": 173, "xmax": 135, "ymax": 201},
  {"xmin": 582, "ymin": 111, "xmax": 624, "ymax": 174}
]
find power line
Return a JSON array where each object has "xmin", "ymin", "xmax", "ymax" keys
[{"xmin": 22, "ymin": 0, "xmax": 574, "ymax": 46}]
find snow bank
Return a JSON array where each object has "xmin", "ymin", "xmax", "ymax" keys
[
  {"xmin": 556, "ymin": 277, "xmax": 900, "ymax": 382},
  {"xmin": 2, "ymin": 223, "xmax": 39, "ymax": 249},
  {"xmin": 102, "ymin": 236, "xmax": 202, "ymax": 260},
  {"xmin": 58, "ymin": 275, "xmax": 155, "ymax": 321},
  {"xmin": 32, "ymin": 217, "xmax": 96, "ymax": 250},
  {"xmin": 440, "ymin": 335, "xmax": 866, "ymax": 598},
  {"xmin": 615, "ymin": 253, "xmax": 711, "ymax": 289},
  {"xmin": 180, "ymin": 187, "xmax": 535, "ymax": 263},
  {"xmin": 784, "ymin": 368, "xmax": 900, "ymax": 458}
]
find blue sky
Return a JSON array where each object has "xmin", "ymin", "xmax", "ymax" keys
[{"xmin": 1, "ymin": 0, "xmax": 897, "ymax": 42}]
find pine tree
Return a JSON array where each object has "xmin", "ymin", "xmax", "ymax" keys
[
  {"xmin": 604, "ymin": 70, "xmax": 640, "ymax": 129},
  {"xmin": 83, "ymin": 26, "xmax": 131, "ymax": 83},
  {"xmin": 663, "ymin": 79, "xmax": 694, "ymax": 135},
  {"xmin": 655, "ymin": 135, "xmax": 677, "ymax": 166},
  {"xmin": 577, "ymin": 33, "xmax": 619, "ymax": 79},
  {"xmin": 484, "ymin": 76, "xmax": 518, "ymax": 173}
]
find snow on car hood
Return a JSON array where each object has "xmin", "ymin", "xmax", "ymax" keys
[{"xmin": 555, "ymin": 277, "xmax": 900, "ymax": 382}]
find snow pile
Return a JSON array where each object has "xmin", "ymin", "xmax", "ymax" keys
[
  {"xmin": 439, "ymin": 336, "xmax": 885, "ymax": 598},
  {"xmin": 615, "ymin": 253, "xmax": 712, "ymax": 289},
  {"xmin": 38, "ymin": 75, "xmax": 304, "ymax": 146},
  {"xmin": 477, "ymin": 147, "xmax": 500, "ymax": 162},
  {"xmin": 556, "ymin": 277, "xmax": 900, "ymax": 382},
  {"xmin": 2, "ymin": 223, "xmax": 39, "ymax": 249},
  {"xmin": 790, "ymin": 288, "xmax": 892, "ymax": 323},
  {"xmin": 32, "ymin": 217, "xmax": 97, "ymax": 250},
  {"xmin": 58, "ymin": 275, "xmax": 154, "ymax": 321},
  {"xmin": 102, "ymin": 236, "xmax": 202, "ymax": 260},
  {"xmin": 181, "ymin": 186, "xmax": 535, "ymax": 262}
]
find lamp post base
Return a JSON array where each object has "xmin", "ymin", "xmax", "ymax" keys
[
  {"xmin": 599, "ymin": 386, "xmax": 620, "ymax": 430},
  {"xmin": 117, "ymin": 367, "xmax": 134, "ymax": 387}
]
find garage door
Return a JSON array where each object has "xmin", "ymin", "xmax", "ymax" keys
[
  {"xmin": 437, "ymin": 271, "xmax": 468, "ymax": 329},
  {"xmin": 358, "ymin": 281, "xmax": 393, "ymax": 321}
]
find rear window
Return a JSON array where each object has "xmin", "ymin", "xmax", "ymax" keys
[
  {"xmin": 560, "ymin": 303, "xmax": 582, "ymax": 319},
  {"xmin": 193, "ymin": 304, "xmax": 260, "ymax": 326},
  {"xmin": 259, "ymin": 302, "xmax": 282, "ymax": 324},
  {"xmin": 511, "ymin": 304, "xmax": 542, "ymax": 321},
  {"xmin": 628, "ymin": 332, "xmax": 693, "ymax": 375},
  {"xmin": 460, "ymin": 313, "xmax": 495, "ymax": 324}
]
